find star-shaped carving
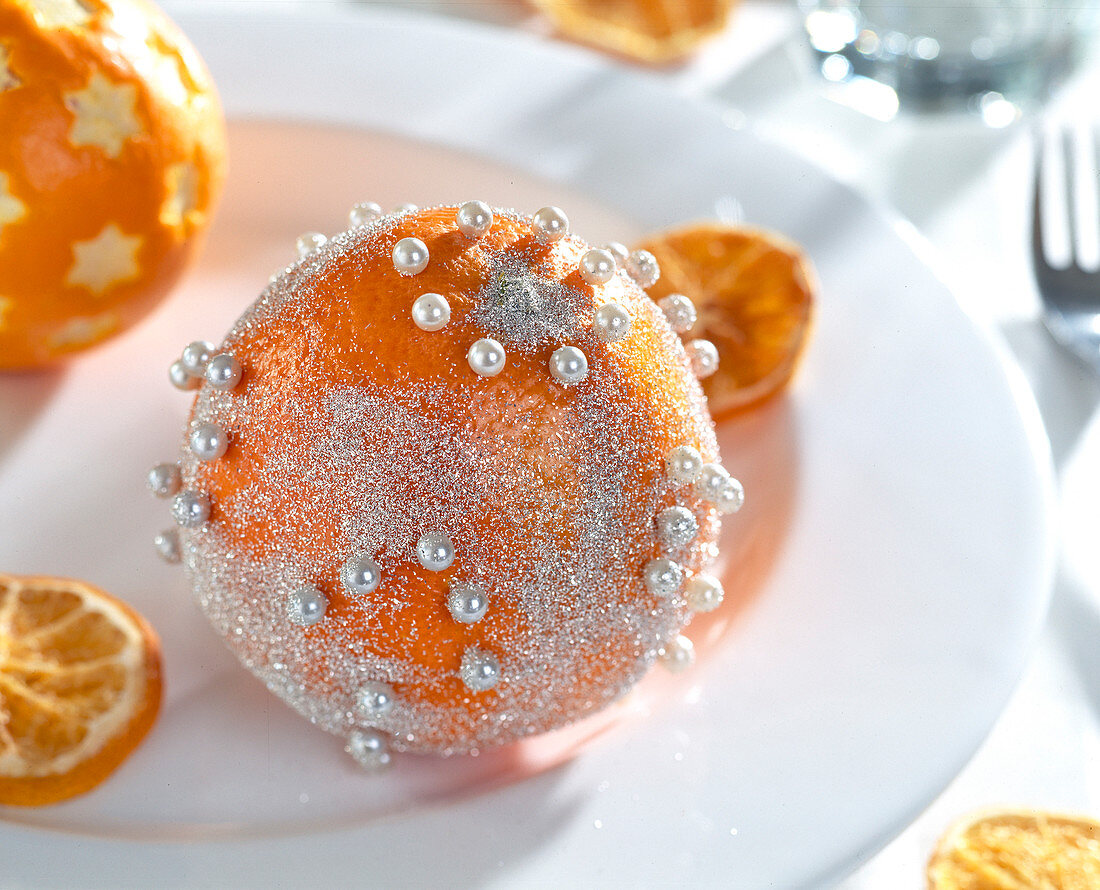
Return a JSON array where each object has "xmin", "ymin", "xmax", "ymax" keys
[
  {"xmin": 64, "ymin": 72, "xmax": 141, "ymax": 158},
  {"xmin": 0, "ymin": 45, "xmax": 20, "ymax": 93},
  {"xmin": 65, "ymin": 224, "xmax": 142, "ymax": 295},
  {"xmin": 160, "ymin": 162, "xmax": 199, "ymax": 232},
  {"xmin": 48, "ymin": 312, "xmax": 118, "ymax": 352},
  {"xmin": 20, "ymin": 0, "xmax": 94, "ymax": 29},
  {"xmin": 0, "ymin": 173, "xmax": 25, "ymax": 237}
]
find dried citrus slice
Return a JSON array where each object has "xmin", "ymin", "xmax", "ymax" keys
[
  {"xmin": 928, "ymin": 810, "xmax": 1100, "ymax": 890},
  {"xmin": 528, "ymin": 0, "xmax": 736, "ymax": 64},
  {"xmin": 0, "ymin": 573, "xmax": 162, "ymax": 806},
  {"xmin": 638, "ymin": 222, "xmax": 815, "ymax": 420}
]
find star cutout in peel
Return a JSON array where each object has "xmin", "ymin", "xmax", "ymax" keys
[
  {"xmin": 65, "ymin": 224, "xmax": 142, "ymax": 295},
  {"xmin": 48, "ymin": 313, "xmax": 118, "ymax": 352},
  {"xmin": 0, "ymin": 172, "xmax": 25, "ymax": 239},
  {"xmin": 0, "ymin": 45, "xmax": 20, "ymax": 93},
  {"xmin": 21, "ymin": 0, "xmax": 94, "ymax": 29},
  {"xmin": 64, "ymin": 72, "xmax": 141, "ymax": 158},
  {"xmin": 160, "ymin": 162, "xmax": 199, "ymax": 232}
]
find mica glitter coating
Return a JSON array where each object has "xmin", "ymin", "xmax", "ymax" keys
[{"xmin": 170, "ymin": 204, "xmax": 733, "ymax": 759}]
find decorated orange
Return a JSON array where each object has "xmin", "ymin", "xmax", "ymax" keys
[
  {"xmin": 0, "ymin": 0, "xmax": 227, "ymax": 369},
  {"xmin": 0, "ymin": 572, "xmax": 162, "ymax": 806},
  {"xmin": 529, "ymin": 0, "xmax": 737, "ymax": 64},
  {"xmin": 638, "ymin": 222, "xmax": 816, "ymax": 420},
  {"xmin": 147, "ymin": 203, "xmax": 744, "ymax": 766},
  {"xmin": 928, "ymin": 809, "xmax": 1100, "ymax": 889}
]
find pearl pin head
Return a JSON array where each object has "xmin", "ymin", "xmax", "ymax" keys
[
  {"xmin": 685, "ymin": 573, "xmax": 724, "ymax": 613},
  {"xmin": 356, "ymin": 681, "xmax": 396, "ymax": 719},
  {"xmin": 287, "ymin": 585, "xmax": 328, "ymax": 627},
  {"xmin": 343, "ymin": 554, "xmax": 382, "ymax": 597},
  {"xmin": 169, "ymin": 359, "xmax": 201, "ymax": 391},
  {"xmin": 393, "ymin": 237, "xmax": 429, "ymax": 275},
  {"xmin": 592, "ymin": 302, "xmax": 632, "ymax": 344},
  {"xmin": 656, "ymin": 505, "xmax": 699, "ymax": 549},
  {"xmin": 411, "ymin": 293, "xmax": 451, "ymax": 332},
  {"xmin": 659, "ymin": 634, "xmax": 695, "ymax": 673},
  {"xmin": 349, "ymin": 201, "xmax": 383, "ymax": 227},
  {"xmin": 658, "ymin": 294, "xmax": 697, "ymax": 334},
  {"xmin": 685, "ymin": 339, "xmax": 719, "ymax": 379},
  {"xmin": 190, "ymin": 422, "xmax": 229, "ymax": 462},
  {"xmin": 580, "ymin": 248, "xmax": 616, "ymax": 285},
  {"xmin": 532, "ymin": 206, "xmax": 568, "ymax": 244},
  {"xmin": 468, "ymin": 338, "xmax": 506, "ymax": 377},
  {"xmin": 417, "ymin": 531, "xmax": 455, "ymax": 572},
  {"xmin": 296, "ymin": 232, "xmax": 327, "ymax": 258},
  {"xmin": 147, "ymin": 463, "xmax": 181, "ymax": 498},
  {"xmin": 447, "ymin": 584, "xmax": 489, "ymax": 624},
  {"xmin": 665, "ymin": 445, "xmax": 703, "ymax": 484},
  {"xmin": 153, "ymin": 529, "xmax": 181, "ymax": 564},
  {"xmin": 206, "ymin": 354, "xmax": 242, "ymax": 391},
  {"xmin": 172, "ymin": 490, "xmax": 210, "ymax": 528},
  {"xmin": 626, "ymin": 250, "xmax": 660, "ymax": 288},
  {"xmin": 346, "ymin": 728, "xmax": 392, "ymax": 770},
  {"xmin": 644, "ymin": 557, "xmax": 684, "ymax": 597},
  {"xmin": 460, "ymin": 646, "xmax": 501, "ymax": 691},
  {"xmin": 180, "ymin": 340, "xmax": 215, "ymax": 377},
  {"xmin": 456, "ymin": 200, "xmax": 493, "ymax": 239},
  {"xmin": 549, "ymin": 345, "xmax": 588, "ymax": 385}
]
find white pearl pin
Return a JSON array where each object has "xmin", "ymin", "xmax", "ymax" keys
[
  {"xmin": 659, "ymin": 635, "xmax": 695, "ymax": 673},
  {"xmin": 153, "ymin": 529, "xmax": 181, "ymax": 564},
  {"xmin": 656, "ymin": 506, "xmax": 698, "ymax": 549},
  {"xmin": 411, "ymin": 293, "xmax": 450, "ymax": 331},
  {"xmin": 664, "ymin": 445, "xmax": 703, "ymax": 483},
  {"xmin": 456, "ymin": 201, "xmax": 493, "ymax": 238},
  {"xmin": 190, "ymin": 422, "xmax": 228, "ymax": 461},
  {"xmin": 393, "ymin": 237, "xmax": 429, "ymax": 275},
  {"xmin": 172, "ymin": 490, "xmax": 210, "ymax": 528},
  {"xmin": 549, "ymin": 345, "xmax": 588, "ymax": 385},
  {"xmin": 287, "ymin": 585, "xmax": 328, "ymax": 627},
  {"xmin": 604, "ymin": 241, "xmax": 629, "ymax": 267},
  {"xmin": 447, "ymin": 584, "xmax": 489, "ymax": 624},
  {"xmin": 180, "ymin": 340, "xmax": 215, "ymax": 376},
  {"xmin": 417, "ymin": 531, "xmax": 455, "ymax": 571},
  {"xmin": 532, "ymin": 206, "xmax": 568, "ymax": 244},
  {"xmin": 658, "ymin": 294, "xmax": 697, "ymax": 333},
  {"xmin": 349, "ymin": 202, "xmax": 383, "ymax": 227},
  {"xmin": 460, "ymin": 647, "xmax": 501, "ymax": 691},
  {"xmin": 205, "ymin": 354, "xmax": 242, "ymax": 390},
  {"xmin": 296, "ymin": 232, "xmax": 327, "ymax": 258},
  {"xmin": 644, "ymin": 557, "xmax": 684, "ymax": 597},
  {"xmin": 579, "ymin": 248, "xmax": 616, "ymax": 285},
  {"xmin": 346, "ymin": 728, "xmax": 391, "ymax": 770},
  {"xmin": 147, "ymin": 463, "xmax": 181, "ymax": 498},
  {"xmin": 685, "ymin": 339, "xmax": 719, "ymax": 379},
  {"xmin": 685, "ymin": 573, "xmax": 724, "ymax": 613},
  {"xmin": 468, "ymin": 338, "xmax": 506, "ymax": 377},
  {"xmin": 343, "ymin": 554, "xmax": 382, "ymax": 596},
  {"xmin": 168, "ymin": 359, "xmax": 200, "ymax": 391},
  {"xmin": 625, "ymin": 250, "xmax": 660, "ymax": 288},
  {"xmin": 592, "ymin": 303, "xmax": 632, "ymax": 344},
  {"xmin": 356, "ymin": 682, "xmax": 396, "ymax": 719}
]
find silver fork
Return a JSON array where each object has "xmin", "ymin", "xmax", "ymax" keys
[{"xmin": 1032, "ymin": 125, "xmax": 1100, "ymax": 372}]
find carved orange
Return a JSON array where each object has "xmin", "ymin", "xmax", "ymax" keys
[{"xmin": 0, "ymin": 0, "xmax": 226, "ymax": 369}]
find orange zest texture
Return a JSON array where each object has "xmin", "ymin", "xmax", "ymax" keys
[
  {"xmin": 638, "ymin": 222, "xmax": 816, "ymax": 420},
  {"xmin": 0, "ymin": 0, "xmax": 227, "ymax": 368},
  {"xmin": 0, "ymin": 573, "xmax": 162, "ymax": 806}
]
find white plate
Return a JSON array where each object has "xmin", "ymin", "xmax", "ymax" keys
[{"xmin": 0, "ymin": 4, "xmax": 1055, "ymax": 887}]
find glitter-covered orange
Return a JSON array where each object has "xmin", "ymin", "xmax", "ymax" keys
[
  {"xmin": 0, "ymin": 573, "xmax": 162, "ymax": 806},
  {"xmin": 639, "ymin": 223, "xmax": 816, "ymax": 420},
  {"xmin": 0, "ymin": 0, "xmax": 227, "ymax": 369},
  {"xmin": 153, "ymin": 203, "xmax": 743, "ymax": 763}
]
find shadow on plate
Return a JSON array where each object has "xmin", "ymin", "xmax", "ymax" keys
[{"xmin": 0, "ymin": 369, "xmax": 65, "ymax": 462}]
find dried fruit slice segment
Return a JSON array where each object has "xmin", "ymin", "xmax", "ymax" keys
[{"xmin": 0, "ymin": 573, "xmax": 162, "ymax": 806}]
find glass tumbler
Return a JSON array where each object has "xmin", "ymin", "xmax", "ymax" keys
[{"xmin": 800, "ymin": 0, "xmax": 1100, "ymax": 120}]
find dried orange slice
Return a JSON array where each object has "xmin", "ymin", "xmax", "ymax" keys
[
  {"xmin": 928, "ymin": 810, "xmax": 1100, "ymax": 890},
  {"xmin": 528, "ymin": 0, "xmax": 736, "ymax": 64},
  {"xmin": 0, "ymin": 573, "xmax": 162, "ymax": 806},
  {"xmin": 638, "ymin": 222, "xmax": 815, "ymax": 420}
]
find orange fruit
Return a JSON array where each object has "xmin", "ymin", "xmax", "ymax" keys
[
  {"xmin": 638, "ymin": 223, "xmax": 816, "ymax": 420},
  {"xmin": 928, "ymin": 810, "xmax": 1100, "ymax": 889},
  {"xmin": 155, "ymin": 203, "xmax": 742, "ymax": 762},
  {"xmin": 529, "ymin": 0, "xmax": 737, "ymax": 64},
  {"xmin": 0, "ymin": 0, "xmax": 227, "ymax": 369},
  {"xmin": 0, "ymin": 573, "xmax": 162, "ymax": 806}
]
